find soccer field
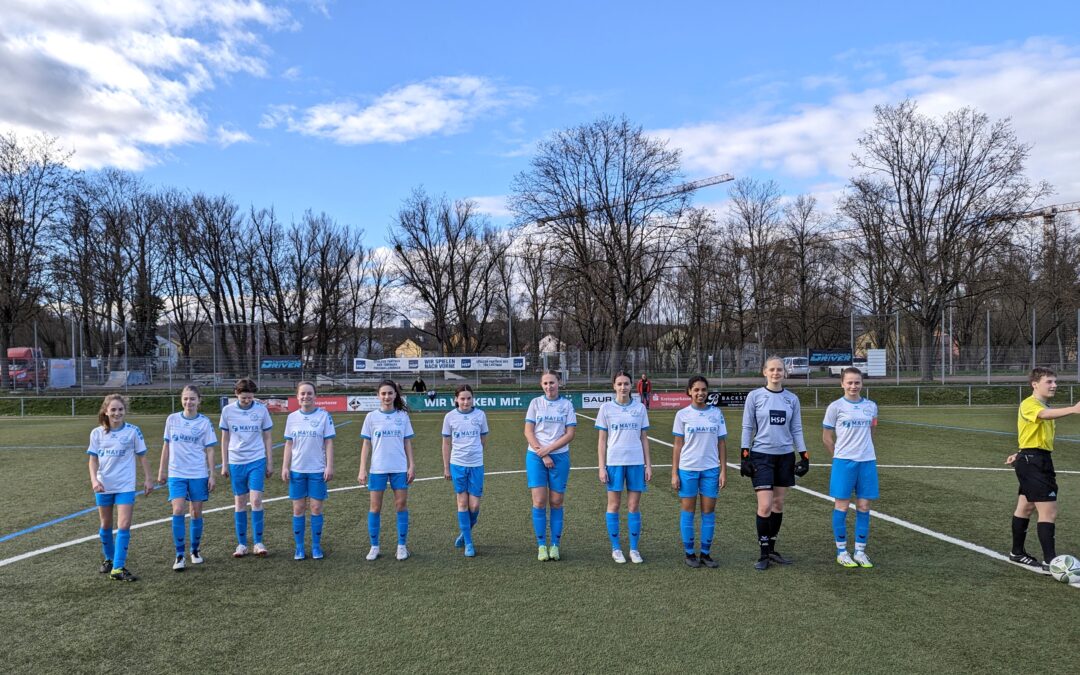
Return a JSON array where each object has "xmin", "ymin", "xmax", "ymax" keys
[{"xmin": 1, "ymin": 405, "xmax": 1078, "ymax": 673}]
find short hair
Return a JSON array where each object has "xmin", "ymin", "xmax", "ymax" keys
[
  {"xmin": 296, "ymin": 380, "xmax": 317, "ymax": 394},
  {"xmin": 234, "ymin": 378, "xmax": 258, "ymax": 395},
  {"xmin": 1030, "ymin": 367, "xmax": 1056, "ymax": 384}
]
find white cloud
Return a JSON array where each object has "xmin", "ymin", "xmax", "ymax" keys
[
  {"xmin": 282, "ymin": 66, "xmax": 301, "ymax": 80},
  {"xmin": 468, "ymin": 195, "xmax": 513, "ymax": 219},
  {"xmin": 654, "ymin": 38, "xmax": 1080, "ymax": 200},
  {"xmin": 0, "ymin": 0, "xmax": 291, "ymax": 169},
  {"xmin": 216, "ymin": 125, "xmax": 254, "ymax": 147},
  {"xmin": 273, "ymin": 76, "xmax": 532, "ymax": 145}
]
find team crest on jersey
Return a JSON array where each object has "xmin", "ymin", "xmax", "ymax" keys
[{"xmin": 307, "ymin": 417, "xmax": 319, "ymax": 428}]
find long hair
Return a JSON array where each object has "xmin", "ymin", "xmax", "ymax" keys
[
  {"xmin": 454, "ymin": 383, "xmax": 474, "ymax": 409},
  {"xmin": 98, "ymin": 393, "xmax": 128, "ymax": 432},
  {"xmin": 377, "ymin": 379, "xmax": 409, "ymax": 412}
]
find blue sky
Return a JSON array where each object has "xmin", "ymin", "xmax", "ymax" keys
[{"xmin": 4, "ymin": 1, "xmax": 1079, "ymax": 247}]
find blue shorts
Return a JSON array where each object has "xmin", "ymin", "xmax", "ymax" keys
[
  {"xmin": 678, "ymin": 467, "xmax": 721, "ymax": 499},
  {"xmin": 829, "ymin": 459, "xmax": 879, "ymax": 500},
  {"xmin": 526, "ymin": 451, "xmax": 570, "ymax": 493},
  {"xmin": 450, "ymin": 464, "xmax": 485, "ymax": 496},
  {"xmin": 168, "ymin": 477, "xmax": 210, "ymax": 502},
  {"xmin": 606, "ymin": 464, "xmax": 647, "ymax": 493},
  {"xmin": 368, "ymin": 472, "xmax": 409, "ymax": 492},
  {"xmin": 95, "ymin": 491, "xmax": 136, "ymax": 507},
  {"xmin": 289, "ymin": 472, "xmax": 328, "ymax": 500},
  {"xmin": 230, "ymin": 459, "xmax": 266, "ymax": 495}
]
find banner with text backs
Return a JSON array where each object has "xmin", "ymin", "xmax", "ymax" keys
[{"xmin": 353, "ymin": 356, "xmax": 526, "ymax": 372}]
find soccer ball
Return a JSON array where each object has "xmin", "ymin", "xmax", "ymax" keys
[{"xmin": 1048, "ymin": 554, "xmax": 1080, "ymax": 584}]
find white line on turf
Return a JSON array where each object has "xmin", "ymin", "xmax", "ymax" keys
[{"xmin": 0, "ymin": 411, "xmax": 1074, "ymax": 588}]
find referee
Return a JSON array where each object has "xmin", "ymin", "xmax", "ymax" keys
[{"xmin": 1007, "ymin": 367, "xmax": 1080, "ymax": 571}]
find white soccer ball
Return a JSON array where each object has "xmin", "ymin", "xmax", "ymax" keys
[{"xmin": 1048, "ymin": 554, "xmax": 1080, "ymax": 584}]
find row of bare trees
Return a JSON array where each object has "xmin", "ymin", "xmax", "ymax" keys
[{"xmin": 0, "ymin": 99, "xmax": 1074, "ymax": 383}]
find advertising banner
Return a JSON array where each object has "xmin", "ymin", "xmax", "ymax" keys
[
  {"xmin": 406, "ymin": 393, "xmax": 536, "ymax": 411},
  {"xmin": 579, "ymin": 392, "xmax": 643, "ymax": 409},
  {"xmin": 47, "ymin": 359, "xmax": 76, "ymax": 389},
  {"xmin": 260, "ymin": 356, "xmax": 303, "ymax": 373},
  {"xmin": 353, "ymin": 356, "xmax": 526, "ymax": 372},
  {"xmin": 866, "ymin": 348, "xmax": 887, "ymax": 377},
  {"xmin": 646, "ymin": 392, "xmax": 690, "ymax": 410},
  {"xmin": 808, "ymin": 349, "xmax": 852, "ymax": 366}
]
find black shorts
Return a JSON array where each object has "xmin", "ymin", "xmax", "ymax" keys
[
  {"xmin": 1015, "ymin": 449, "xmax": 1058, "ymax": 502},
  {"xmin": 750, "ymin": 451, "xmax": 795, "ymax": 490}
]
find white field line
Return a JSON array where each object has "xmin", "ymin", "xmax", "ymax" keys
[{"xmin": 0, "ymin": 412, "xmax": 1074, "ymax": 589}]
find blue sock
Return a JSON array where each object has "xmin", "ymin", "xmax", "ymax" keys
[
  {"xmin": 532, "ymin": 507, "xmax": 547, "ymax": 546},
  {"xmin": 680, "ymin": 510, "xmax": 695, "ymax": 554},
  {"xmin": 855, "ymin": 510, "xmax": 870, "ymax": 548},
  {"xmin": 606, "ymin": 512, "xmax": 620, "ymax": 549},
  {"xmin": 190, "ymin": 517, "xmax": 204, "ymax": 552},
  {"xmin": 234, "ymin": 511, "xmax": 248, "ymax": 546},
  {"xmin": 99, "ymin": 528, "xmax": 114, "ymax": 560},
  {"xmin": 628, "ymin": 511, "xmax": 642, "ymax": 551},
  {"xmin": 833, "ymin": 508, "xmax": 848, "ymax": 550},
  {"xmin": 311, "ymin": 514, "xmax": 324, "ymax": 548},
  {"xmin": 550, "ymin": 507, "xmax": 564, "ymax": 546},
  {"xmin": 292, "ymin": 515, "xmax": 305, "ymax": 551},
  {"xmin": 457, "ymin": 511, "xmax": 473, "ymax": 547},
  {"xmin": 367, "ymin": 511, "xmax": 381, "ymax": 545},
  {"xmin": 701, "ymin": 512, "xmax": 716, "ymax": 556},
  {"xmin": 470, "ymin": 508, "xmax": 480, "ymax": 528},
  {"xmin": 396, "ymin": 510, "xmax": 409, "ymax": 546},
  {"xmin": 171, "ymin": 515, "xmax": 186, "ymax": 555},
  {"xmin": 114, "ymin": 529, "xmax": 131, "ymax": 569},
  {"xmin": 252, "ymin": 509, "xmax": 264, "ymax": 544}
]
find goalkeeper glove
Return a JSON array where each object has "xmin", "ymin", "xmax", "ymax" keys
[
  {"xmin": 740, "ymin": 448, "xmax": 754, "ymax": 478},
  {"xmin": 794, "ymin": 451, "xmax": 810, "ymax": 478}
]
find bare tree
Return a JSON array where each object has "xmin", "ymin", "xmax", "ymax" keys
[
  {"xmin": 843, "ymin": 100, "xmax": 1051, "ymax": 380},
  {"xmin": 727, "ymin": 178, "xmax": 783, "ymax": 356},
  {"xmin": 0, "ymin": 133, "xmax": 70, "ymax": 386},
  {"xmin": 509, "ymin": 116, "xmax": 690, "ymax": 371}
]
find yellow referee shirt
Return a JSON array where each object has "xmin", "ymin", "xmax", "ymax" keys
[{"xmin": 1017, "ymin": 396, "xmax": 1054, "ymax": 451}]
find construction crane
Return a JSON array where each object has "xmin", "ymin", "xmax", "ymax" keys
[
  {"xmin": 536, "ymin": 173, "xmax": 734, "ymax": 224},
  {"xmin": 989, "ymin": 200, "xmax": 1080, "ymax": 225}
]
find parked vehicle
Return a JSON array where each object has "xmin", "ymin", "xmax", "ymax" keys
[
  {"xmin": 782, "ymin": 356, "xmax": 811, "ymax": 376},
  {"xmin": 7, "ymin": 347, "xmax": 45, "ymax": 388},
  {"xmin": 829, "ymin": 359, "xmax": 869, "ymax": 377}
]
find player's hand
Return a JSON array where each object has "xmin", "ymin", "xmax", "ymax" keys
[
  {"xmin": 740, "ymin": 449, "xmax": 754, "ymax": 478},
  {"xmin": 207, "ymin": 476, "xmax": 216, "ymax": 492},
  {"xmin": 542, "ymin": 455, "xmax": 555, "ymax": 469},
  {"xmin": 220, "ymin": 465, "xmax": 230, "ymax": 478},
  {"xmin": 91, "ymin": 479, "xmax": 105, "ymax": 493},
  {"xmin": 598, "ymin": 467, "xmax": 608, "ymax": 484},
  {"xmin": 645, "ymin": 466, "xmax": 652, "ymax": 482},
  {"xmin": 281, "ymin": 468, "xmax": 290, "ymax": 483},
  {"xmin": 155, "ymin": 474, "xmax": 165, "ymax": 486},
  {"xmin": 324, "ymin": 467, "xmax": 334, "ymax": 482},
  {"xmin": 671, "ymin": 474, "xmax": 680, "ymax": 491},
  {"xmin": 444, "ymin": 468, "xmax": 452, "ymax": 481},
  {"xmin": 794, "ymin": 451, "xmax": 810, "ymax": 478},
  {"xmin": 1005, "ymin": 453, "xmax": 1018, "ymax": 465},
  {"xmin": 406, "ymin": 467, "xmax": 415, "ymax": 485},
  {"xmin": 719, "ymin": 468, "xmax": 727, "ymax": 490},
  {"xmin": 143, "ymin": 480, "xmax": 154, "ymax": 496},
  {"xmin": 266, "ymin": 465, "xmax": 273, "ymax": 477},
  {"xmin": 357, "ymin": 470, "xmax": 367, "ymax": 486}
]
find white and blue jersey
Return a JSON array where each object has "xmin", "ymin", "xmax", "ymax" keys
[
  {"xmin": 163, "ymin": 412, "xmax": 217, "ymax": 479},
  {"xmin": 87, "ymin": 423, "xmax": 148, "ymax": 494},
  {"xmin": 219, "ymin": 401, "xmax": 273, "ymax": 465},
  {"xmin": 595, "ymin": 399, "xmax": 650, "ymax": 466},
  {"xmin": 361, "ymin": 409, "xmax": 415, "ymax": 474},
  {"xmin": 525, "ymin": 396, "xmax": 577, "ymax": 455},
  {"xmin": 673, "ymin": 405, "xmax": 727, "ymax": 470},
  {"xmin": 442, "ymin": 408, "xmax": 488, "ymax": 467},
  {"xmin": 284, "ymin": 408, "xmax": 335, "ymax": 473},
  {"xmin": 741, "ymin": 387, "xmax": 806, "ymax": 456},
  {"xmin": 823, "ymin": 397, "xmax": 878, "ymax": 461}
]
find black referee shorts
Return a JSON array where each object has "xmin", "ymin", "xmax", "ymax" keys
[
  {"xmin": 1015, "ymin": 448, "xmax": 1058, "ymax": 502},
  {"xmin": 750, "ymin": 451, "xmax": 795, "ymax": 490}
]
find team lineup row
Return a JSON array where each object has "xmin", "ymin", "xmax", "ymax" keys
[{"xmin": 89, "ymin": 358, "xmax": 1065, "ymax": 581}]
